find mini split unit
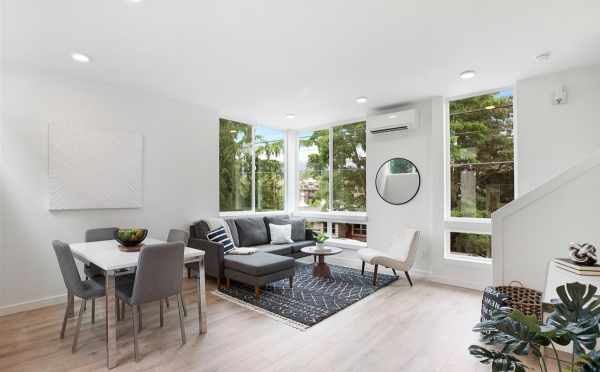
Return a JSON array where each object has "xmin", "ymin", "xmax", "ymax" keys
[{"xmin": 367, "ymin": 109, "xmax": 419, "ymax": 134}]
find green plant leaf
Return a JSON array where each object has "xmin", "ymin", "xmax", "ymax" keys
[{"xmin": 469, "ymin": 345, "xmax": 528, "ymax": 371}]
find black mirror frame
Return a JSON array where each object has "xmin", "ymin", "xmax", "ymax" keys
[{"xmin": 375, "ymin": 157, "xmax": 421, "ymax": 205}]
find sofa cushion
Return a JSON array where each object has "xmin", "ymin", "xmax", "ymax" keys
[
  {"xmin": 235, "ymin": 217, "xmax": 269, "ymax": 246},
  {"xmin": 225, "ymin": 219, "xmax": 240, "ymax": 247},
  {"xmin": 289, "ymin": 240, "xmax": 315, "ymax": 253},
  {"xmin": 252, "ymin": 244, "xmax": 292, "ymax": 256},
  {"xmin": 191, "ymin": 220, "xmax": 210, "ymax": 239},
  {"xmin": 265, "ymin": 216, "xmax": 306, "ymax": 242},
  {"xmin": 206, "ymin": 226, "xmax": 235, "ymax": 254},
  {"xmin": 223, "ymin": 252, "xmax": 294, "ymax": 276}
]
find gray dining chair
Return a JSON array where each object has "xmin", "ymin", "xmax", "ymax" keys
[
  {"xmin": 83, "ymin": 227, "xmax": 118, "ymax": 280},
  {"xmin": 164, "ymin": 229, "xmax": 190, "ymax": 314},
  {"xmin": 116, "ymin": 242, "xmax": 186, "ymax": 362},
  {"xmin": 53, "ymin": 240, "xmax": 106, "ymax": 353}
]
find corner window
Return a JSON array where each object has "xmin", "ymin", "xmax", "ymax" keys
[
  {"xmin": 445, "ymin": 89, "xmax": 514, "ymax": 259},
  {"xmin": 219, "ymin": 119, "xmax": 286, "ymax": 213}
]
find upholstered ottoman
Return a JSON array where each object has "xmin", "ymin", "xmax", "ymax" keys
[{"xmin": 223, "ymin": 252, "xmax": 295, "ymax": 298}]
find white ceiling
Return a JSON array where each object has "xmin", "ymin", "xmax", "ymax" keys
[{"xmin": 3, "ymin": 0, "xmax": 600, "ymax": 129}]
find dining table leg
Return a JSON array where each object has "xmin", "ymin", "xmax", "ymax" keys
[
  {"xmin": 196, "ymin": 257, "xmax": 207, "ymax": 335},
  {"xmin": 105, "ymin": 271, "xmax": 118, "ymax": 369}
]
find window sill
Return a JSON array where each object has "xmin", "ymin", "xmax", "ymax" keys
[
  {"xmin": 292, "ymin": 210, "xmax": 368, "ymax": 223},
  {"xmin": 444, "ymin": 253, "xmax": 492, "ymax": 265}
]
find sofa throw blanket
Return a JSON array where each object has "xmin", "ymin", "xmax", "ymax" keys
[
  {"xmin": 206, "ymin": 226, "xmax": 235, "ymax": 254},
  {"xmin": 228, "ymin": 248, "xmax": 257, "ymax": 255},
  {"xmin": 205, "ymin": 218, "xmax": 237, "ymax": 248}
]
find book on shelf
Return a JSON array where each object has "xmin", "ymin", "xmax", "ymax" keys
[{"xmin": 553, "ymin": 258, "xmax": 600, "ymax": 276}]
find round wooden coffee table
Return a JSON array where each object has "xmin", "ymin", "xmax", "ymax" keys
[{"xmin": 301, "ymin": 246, "xmax": 342, "ymax": 279}]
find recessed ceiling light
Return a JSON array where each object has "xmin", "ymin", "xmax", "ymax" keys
[
  {"xmin": 285, "ymin": 114, "xmax": 295, "ymax": 119},
  {"xmin": 127, "ymin": 0, "xmax": 144, "ymax": 3},
  {"xmin": 71, "ymin": 52, "xmax": 91, "ymax": 63},
  {"xmin": 459, "ymin": 70, "xmax": 476, "ymax": 80},
  {"xmin": 485, "ymin": 105, "xmax": 496, "ymax": 110},
  {"xmin": 536, "ymin": 52, "xmax": 551, "ymax": 62},
  {"xmin": 388, "ymin": 115, "xmax": 397, "ymax": 119},
  {"xmin": 355, "ymin": 96, "xmax": 368, "ymax": 104}
]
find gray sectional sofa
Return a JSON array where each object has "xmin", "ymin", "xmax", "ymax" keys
[{"xmin": 187, "ymin": 215, "xmax": 316, "ymax": 287}]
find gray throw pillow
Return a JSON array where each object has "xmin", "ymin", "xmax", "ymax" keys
[{"xmin": 235, "ymin": 217, "xmax": 269, "ymax": 246}]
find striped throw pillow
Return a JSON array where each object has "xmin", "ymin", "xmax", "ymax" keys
[{"xmin": 206, "ymin": 226, "xmax": 235, "ymax": 254}]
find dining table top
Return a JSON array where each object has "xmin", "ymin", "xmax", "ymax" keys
[{"xmin": 69, "ymin": 237, "xmax": 204, "ymax": 272}]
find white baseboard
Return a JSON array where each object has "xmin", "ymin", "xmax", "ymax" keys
[
  {"xmin": 427, "ymin": 274, "xmax": 488, "ymax": 291},
  {"xmin": 0, "ymin": 293, "xmax": 68, "ymax": 317}
]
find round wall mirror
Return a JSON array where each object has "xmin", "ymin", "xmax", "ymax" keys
[{"xmin": 375, "ymin": 158, "xmax": 421, "ymax": 205}]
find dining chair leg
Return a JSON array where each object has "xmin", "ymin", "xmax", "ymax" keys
[
  {"xmin": 361, "ymin": 261, "xmax": 365, "ymax": 276},
  {"xmin": 131, "ymin": 305, "xmax": 140, "ymax": 362},
  {"xmin": 91, "ymin": 298, "xmax": 96, "ymax": 324},
  {"xmin": 72, "ymin": 299, "xmax": 86, "ymax": 353},
  {"xmin": 181, "ymin": 294, "xmax": 187, "ymax": 317},
  {"xmin": 392, "ymin": 268, "xmax": 398, "ymax": 277},
  {"xmin": 404, "ymin": 271, "xmax": 413, "ymax": 287},
  {"xmin": 373, "ymin": 264, "xmax": 379, "ymax": 286},
  {"xmin": 176, "ymin": 294, "xmax": 187, "ymax": 345},
  {"xmin": 60, "ymin": 301, "xmax": 69, "ymax": 339},
  {"xmin": 115, "ymin": 297, "xmax": 120, "ymax": 321},
  {"xmin": 121, "ymin": 300, "xmax": 125, "ymax": 320},
  {"xmin": 137, "ymin": 305, "xmax": 142, "ymax": 332},
  {"xmin": 159, "ymin": 299, "xmax": 164, "ymax": 327}
]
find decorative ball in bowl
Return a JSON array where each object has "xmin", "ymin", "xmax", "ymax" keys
[{"xmin": 114, "ymin": 228, "xmax": 148, "ymax": 247}]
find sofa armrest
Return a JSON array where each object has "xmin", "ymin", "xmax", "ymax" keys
[
  {"xmin": 188, "ymin": 238, "xmax": 225, "ymax": 280},
  {"xmin": 305, "ymin": 228, "xmax": 317, "ymax": 241}
]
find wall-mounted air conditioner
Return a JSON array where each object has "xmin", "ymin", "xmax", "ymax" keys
[{"xmin": 367, "ymin": 109, "xmax": 419, "ymax": 134}]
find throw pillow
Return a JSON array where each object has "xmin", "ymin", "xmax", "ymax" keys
[
  {"xmin": 269, "ymin": 224, "xmax": 294, "ymax": 244},
  {"xmin": 206, "ymin": 226, "xmax": 235, "ymax": 254}
]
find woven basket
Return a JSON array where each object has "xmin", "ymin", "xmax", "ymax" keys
[{"xmin": 495, "ymin": 281, "xmax": 543, "ymax": 323}]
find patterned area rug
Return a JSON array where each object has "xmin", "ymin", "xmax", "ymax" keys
[{"xmin": 213, "ymin": 262, "xmax": 398, "ymax": 330}]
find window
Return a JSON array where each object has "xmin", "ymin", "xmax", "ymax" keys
[
  {"xmin": 446, "ymin": 89, "xmax": 514, "ymax": 259},
  {"xmin": 219, "ymin": 119, "xmax": 286, "ymax": 213},
  {"xmin": 219, "ymin": 119, "xmax": 252, "ymax": 212},
  {"xmin": 255, "ymin": 127, "xmax": 285, "ymax": 211},
  {"xmin": 333, "ymin": 122, "xmax": 367, "ymax": 211},
  {"xmin": 449, "ymin": 91, "xmax": 514, "ymax": 218},
  {"xmin": 305, "ymin": 220, "xmax": 328, "ymax": 234},
  {"xmin": 296, "ymin": 121, "xmax": 366, "ymax": 213},
  {"xmin": 449, "ymin": 232, "xmax": 492, "ymax": 259},
  {"xmin": 297, "ymin": 129, "xmax": 329, "ymax": 211}
]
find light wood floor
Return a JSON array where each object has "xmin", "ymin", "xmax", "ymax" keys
[{"xmin": 0, "ymin": 277, "xmax": 547, "ymax": 372}]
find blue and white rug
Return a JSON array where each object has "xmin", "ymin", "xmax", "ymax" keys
[{"xmin": 213, "ymin": 262, "xmax": 398, "ymax": 330}]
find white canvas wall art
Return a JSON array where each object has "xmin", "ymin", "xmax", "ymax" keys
[{"xmin": 48, "ymin": 125, "xmax": 143, "ymax": 210}]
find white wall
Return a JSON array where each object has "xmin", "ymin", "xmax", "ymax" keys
[
  {"xmin": 517, "ymin": 64, "xmax": 600, "ymax": 195},
  {"xmin": 0, "ymin": 66, "xmax": 219, "ymax": 314},
  {"xmin": 366, "ymin": 99, "xmax": 433, "ymax": 275}
]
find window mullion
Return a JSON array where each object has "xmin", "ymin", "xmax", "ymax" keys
[
  {"xmin": 251, "ymin": 125, "xmax": 256, "ymax": 212},
  {"xmin": 328, "ymin": 127, "xmax": 333, "ymax": 212}
]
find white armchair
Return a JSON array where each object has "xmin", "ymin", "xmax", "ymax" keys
[{"xmin": 357, "ymin": 227, "xmax": 419, "ymax": 286}]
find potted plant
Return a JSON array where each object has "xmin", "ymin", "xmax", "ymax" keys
[
  {"xmin": 315, "ymin": 232, "xmax": 329, "ymax": 251},
  {"xmin": 469, "ymin": 282, "xmax": 600, "ymax": 372}
]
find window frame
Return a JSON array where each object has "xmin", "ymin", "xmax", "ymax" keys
[
  {"xmin": 219, "ymin": 119, "xmax": 288, "ymax": 215},
  {"xmin": 294, "ymin": 120, "xmax": 368, "ymax": 219},
  {"xmin": 443, "ymin": 87, "xmax": 516, "ymax": 262}
]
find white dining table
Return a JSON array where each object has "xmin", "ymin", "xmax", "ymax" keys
[{"xmin": 69, "ymin": 238, "xmax": 207, "ymax": 369}]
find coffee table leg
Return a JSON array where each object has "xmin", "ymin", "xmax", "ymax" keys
[{"xmin": 313, "ymin": 255, "xmax": 332, "ymax": 279}]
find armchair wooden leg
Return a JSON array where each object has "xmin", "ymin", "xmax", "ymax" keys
[
  {"xmin": 404, "ymin": 271, "xmax": 413, "ymax": 287},
  {"xmin": 373, "ymin": 264, "xmax": 379, "ymax": 286},
  {"xmin": 226, "ymin": 278, "xmax": 231, "ymax": 288},
  {"xmin": 255, "ymin": 286, "xmax": 261, "ymax": 298},
  {"xmin": 91, "ymin": 298, "xmax": 95, "ymax": 324},
  {"xmin": 392, "ymin": 268, "xmax": 398, "ymax": 277},
  {"xmin": 159, "ymin": 299, "xmax": 164, "ymax": 327},
  {"xmin": 361, "ymin": 261, "xmax": 365, "ymax": 276}
]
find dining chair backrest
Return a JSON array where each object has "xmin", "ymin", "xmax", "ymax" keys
[
  {"xmin": 131, "ymin": 242, "xmax": 185, "ymax": 304},
  {"xmin": 53, "ymin": 240, "xmax": 86, "ymax": 297},
  {"xmin": 391, "ymin": 227, "xmax": 419, "ymax": 267},
  {"xmin": 167, "ymin": 229, "xmax": 189, "ymax": 244},
  {"xmin": 85, "ymin": 227, "xmax": 118, "ymax": 242}
]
